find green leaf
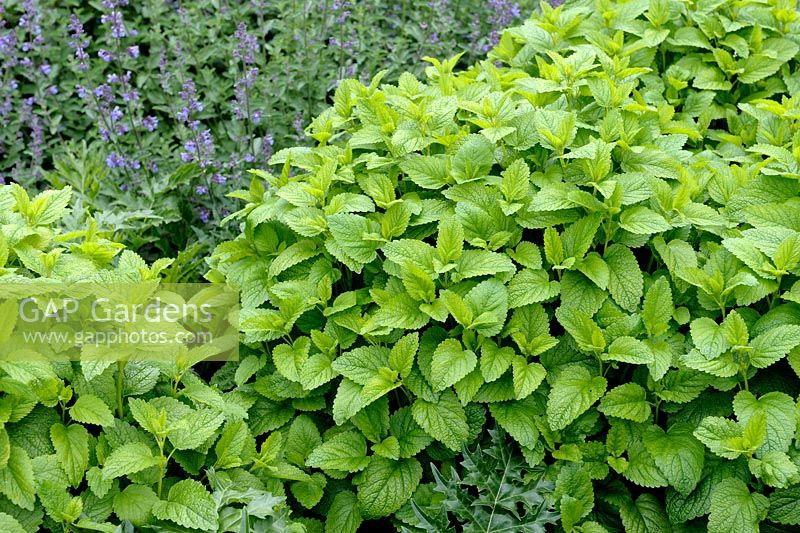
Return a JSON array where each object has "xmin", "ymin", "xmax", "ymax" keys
[
  {"xmin": 511, "ymin": 357, "xmax": 545, "ymax": 399},
  {"xmin": 333, "ymin": 378, "xmax": 365, "ymax": 425},
  {"xmin": 489, "ymin": 398, "xmax": 540, "ymax": 449},
  {"xmin": 113, "ymin": 485, "xmax": 159, "ymax": 526},
  {"xmin": 429, "ymin": 339, "xmax": 477, "ymax": 391},
  {"xmin": 273, "ymin": 337, "xmax": 310, "ymax": 383},
  {"xmin": 694, "ymin": 416, "xmax": 765, "ymax": 460},
  {"xmin": 332, "ymin": 346, "xmax": 391, "ymax": 386},
  {"xmin": 707, "ymin": 478, "xmax": 768, "ymax": 533},
  {"xmin": 357, "ymin": 457, "xmax": 422, "ymax": 519},
  {"xmin": 642, "ymin": 423, "xmax": 705, "ymax": 495},
  {"xmin": 152, "ymin": 479, "xmax": 219, "ymax": 531},
  {"xmin": 619, "ymin": 493, "xmax": 672, "ymax": 533},
  {"xmin": 656, "ymin": 370, "xmax": 710, "ymax": 403},
  {"xmin": 361, "ymin": 367, "xmax": 402, "ymax": 406},
  {"xmin": 748, "ymin": 325, "xmax": 800, "ymax": 368},
  {"xmin": 547, "ymin": 366, "xmax": 607, "ymax": 431},
  {"xmin": 555, "ymin": 463, "xmax": 594, "ymax": 530},
  {"xmin": 0, "ymin": 446, "xmax": 35, "ymax": 510},
  {"xmin": 556, "ymin": 307, "xmax": 606, "ymax": 353},
  {"xmin": 749, "ymin": 451, "xmax": 799, "ymax": 488},
  {"xmin": 269, "ymin": 240, "xmax": 319, "ymax": 278},
  {"xmin": 401, "ymin": 264, "xmax": 436, "ymax": 303},
  {"xmin": 38, "ymin": 479, "xmax": 78, "ymax": 524},
  {"xmin": 463, "ymin": 278, "xmax": 509, "ymax": 337},
  {"xmin": 291, "ymin": 472, "xmax": 327, "ymax": 509},
  {"xmin": 454, "ymin": 250, "xmax": 516, "ymax": 281},
  {"xmin": 480, "ymin": 340, "xmax": 515, "ymax": 382},
  {"xmin": 732, "ymin": 391, "xmax": 795, "ymax": 455},
  {"xmin": 168, "ymin": 408, "xmax": 225, "ymax": 451},
  {"xmin": 768, "ymin": 485, "xmax": 800, "ymax": 525},
  {"xmin": 299, "ymin": 352, "xmax": 337, "ymax": 390},
  {"xmin": 452, "ymin": 135, "xmax": 494, "ymax": 183},
  {"xmin": 642, "ymin": 276, "xmax": 673, "ymax": 337},
  {"xmin": 619, "ymin": 206, "xmax": 671, "ymax": 234},
  {"xmin": 603, "ymin": 337, "xmax": 654, "ymax": 365},
  {"xmin": 326, "ymin": 491, "xmax": 362, "ymax": 533},
  {"xmin": 690, "ymin": 318, "xmax": 727, "ymax": 359},
  {"xmin": 50, "ymin": 423, "xmax": 89, "ymax": 487},
  {"xmin": 598, "ymin": 383, "xmax": 650, "ymax": 422},
  {"xmin": 436, "ymin": 216, "xmax": 464, "ymax": 263},
  {"xmin": 102, "ymin": 442, "xmax": 160, "ymax": 481},
  {"xmin": 534, "ymin": 108, "xmax": 577, "ymax": 152},
  {"xmin": 507, "ymin": 269, "xmax": 559, "ymax": 308},
  {"xmin": 306, "ymin": 431, "xmax": 370, "ymax": 473},
  {"xmin": 388, "ymin": 332, "xmax": 417, "ymax": 378},
  {"xmin": 389, "ymin": 407, "xmax": 433, "ymax": 458},
  {"xmin": 70, "ymin": 394, "xmax": 114, "ymax": 427},
  {"xmin": 285, "ymin": 415, "xmax": 322, "ymax": 466},
  {"xmin": 577, "ymin": 253, "xmax": 609, "ymax": 291},
  {"xmin": 0, "ymin": 512, "xmax": 26, "ymax": 533},
  {"xmin": 412, "ymin": 390, "xmax": 469, "ymax": 451},
  {"xmin": 327, "ymin": 213, "xmax": 381, "ymax": 271},
  {"xmin": 372, "ymin": 436, "xmax": 401, "ymax": 459},
  {"xmin": 604, "ymin": 244, "xmax": 643, "ymax": 312},
  {"xmin": 214, "ymin": 420, "xmax": 255, "ymax": 469}
]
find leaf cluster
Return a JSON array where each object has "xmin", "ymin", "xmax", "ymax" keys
[{"xmin": 209, "ymin": 0, "xmax": 800, "ymax": 530}]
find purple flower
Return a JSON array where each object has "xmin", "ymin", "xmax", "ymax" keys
[
  {"xmin": 486, "ymin": 0, "xmax": 522, "ymax": 46},
  {"xmin": 233, "ymin": 22, "xmax": 258, "ymax": 65},
  {"xmin": 126, "ymin": 45, "xmax": 139, "ymax": 58},
  {"xmin": 293, "ymin": 111, "xmax": 304, "ymax": 136},
  {"xmin": 93, "ymin": 84, "xmax": 113, "ymax": 101},
  {"xmin": 213, "ymin": 173, "xmax": 227, "ymax": 184},
  {"xmin": 47, "ymin": 86, "xmax": 58, "ymax": 95},
  {"xmin": 40, "ymin": 63, "xmax": 51, "ymax": 75},
  {"xmin": 106, "ymin": 152, "xmax": 125, "ymax": 168},
  {"xmin": 110, "ymin": 106, "xmax": 124, "ymax": 122},
  {"xmin": 142, "ymin": 115, "xmax": 158, "ymax": 131},
  {"xmin": 68, "ymin": 15, "xmax": 89, "ymax": 71},
  {"xmin": 198, "ymin": 208, "xmax": 210, "ymax": 223},
  {"xmin": 261, "ymin": 133, "xmax": 274, "ymax": 163},
  {"xmin": 195, "ymin": 185, "xmax": 208, "ymax": 195},
  {"xmin": 177, "ymin": 79, "xmax": 203, "ymax": 127},
  {"xmin": 121, "ymin": 89, "xmax": 139, "ymax": 102},
  {"xmin": 98, "ymin": 49, "xmax": 113, "ymax": 62},
  {"xmin": 101, "ymin": 10, "xmax": 129, "ymax": 39},
  {"xmin": 181, "ymin": 129, "xmax": 215, "ymax": 167}
]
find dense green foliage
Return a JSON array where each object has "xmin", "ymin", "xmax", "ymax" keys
[
  {"xmin": 209, "ymin": 0, "xmax": 800, "ymax": 530},
  {"xmin": 4, "ymin": 0, "xmax": 800, "ymax": 531}
]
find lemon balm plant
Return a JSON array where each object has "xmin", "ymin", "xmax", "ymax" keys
[
  {"xmin": 211, "ymin": 0, "xmax": 800, "ymax": 530},
  {"xmin": 0, "ymin": 185, "xmax": 305, "ymax": 532}
]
